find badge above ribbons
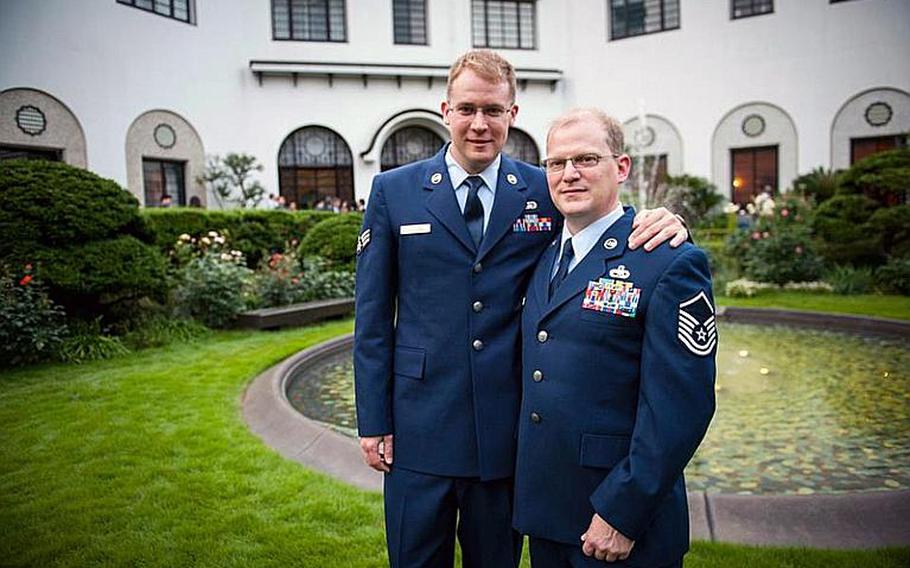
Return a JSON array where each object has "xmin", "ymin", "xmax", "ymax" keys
[{"xmin": 677, "ymin": 290, "xmax": 717, "ymax": 356}]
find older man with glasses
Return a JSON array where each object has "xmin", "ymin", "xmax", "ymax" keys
[
  {"xmin": 354, "ymin": 52, "xmax": 689, "ymax": 568},
  {"xmin": 512, "ymin": 108, "xmax": 716, "ymax": 568}
]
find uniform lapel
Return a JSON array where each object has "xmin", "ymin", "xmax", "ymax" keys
[
  {"xmin": 477, "ymin": 156, "xmax": 528, "ymax": 261},
  {"xmin": 540, "ymin": 209, "xmax": 635, "ymax": 322},
  {"xmin": 423, "ymin": 147, "xmax": 476, "ymax": 255},
  {"xmin": 532, "ymin": 236, "xmax": 560, "ymax": 312}
]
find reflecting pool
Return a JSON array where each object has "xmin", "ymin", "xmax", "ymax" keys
[{"xmin": 286, "ymin": 323, "xmax": 910, "ymax": 495}]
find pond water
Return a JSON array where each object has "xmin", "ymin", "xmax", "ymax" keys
[{"xmin": 286, "ymin": 323, "xmax": 910, "ymax": 495}]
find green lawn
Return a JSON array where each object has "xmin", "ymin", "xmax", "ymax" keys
[
  {"xmin": 717, "ymin": 292, "xmax": 910, "ymax": 321},
  {"xmin": 1, "ymin": 321, "xmax": 908, "ymax": 567}
]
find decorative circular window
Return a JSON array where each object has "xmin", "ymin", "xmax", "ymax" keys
[
  {"xmin": 154, "ymin": 124, "xmax": 177, "ymax": 149},
  {"xmin": 633, "ymin": 126, "xmax": 656, "ymax": 148},
  {"xmin": 16, "ymin": 105, "xmax": 47, "ymax": 136},
  {"xmin": 304, "ymin": 135, "xmax": 327, "ymax": 156},
  {"xmin": 864, "ymin": 102, "xmax": 893, "ymax": 127},
  {"xmin": 742, "ymin": 114, "xmax": 765, "ymax": 138}
]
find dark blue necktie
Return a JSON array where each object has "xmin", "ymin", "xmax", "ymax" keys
[
  {"xmin": 549, "ymin": 238, "xmax": 575, "ymax": 299},
  {"xmin": 463, "ymin": 176, "xmax": 485, "ymax": 249}
]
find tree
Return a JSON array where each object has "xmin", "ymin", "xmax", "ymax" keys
[{"xmin": 197, "ymin": 153, "xmax": 266, "ymax": 208}]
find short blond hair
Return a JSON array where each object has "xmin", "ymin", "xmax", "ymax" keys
[
  {"xmin": 547, "ymin": 108, "xmax": 625, "ymax": 155},
  {"xmin": 447, "ymin": 49, "xmax": 517, "ymax": 104}
]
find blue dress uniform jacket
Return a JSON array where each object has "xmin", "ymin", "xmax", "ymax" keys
[
  {"xmin": 354, "ymin": 146, "xmax": 561, "ymax": 480},
  {"xmin": 513, "ymin": 209, "xmax": 716, "ymax": 567}
]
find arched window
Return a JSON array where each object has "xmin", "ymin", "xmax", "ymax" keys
[
  {"xmin": 380, "ymin": 126, "xmax": 444, "ymax": 171},
  {"xmin": 503, "ymin": 127, "xmax": 539, "ymax": 165},
  {"xmin": 278, "ymin": 126, "xmax": 354, "ymax": 208},
  {"xmin": 711, "ymin": 102, "xmax": 797, "ymax": 205}
]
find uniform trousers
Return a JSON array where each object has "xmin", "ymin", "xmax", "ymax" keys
[
  {"xmin": 384, "ymin": 466, "xmax": 522, "ymax": 568},
  {"xmin": 529, "ymin": 537, "xmax": 683, "ymax": 568}
]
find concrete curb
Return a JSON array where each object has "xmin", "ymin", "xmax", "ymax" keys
[
  {"xmin": 242, "ymin": 331, "xmax": 910, "ymax": 549},
  {"xmin": 717, "ymin": 306, "xmax": 910, "ymax": 339}
]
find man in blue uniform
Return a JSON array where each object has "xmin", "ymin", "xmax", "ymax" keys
[
  {"xmin": 513, "ymin": 108, "xmax": 717, "ymax": 567},
  {"xmin": 354, "ymin": 51, "xmax": 689, "ymax": 568}
]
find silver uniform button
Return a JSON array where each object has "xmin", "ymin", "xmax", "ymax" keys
[
  {"xmin": 472, "ymin": 339, "xmax": 484, "ymax": 351},
  {"xmin": 472, "ymin": 301, "xmax": 484, "ymax": 313},
  {"xmin": 532, "ymin": 370, "xmax": 543, "ymax": 382},
  {"xmin": 537, "ymin": 330, "xmax": 548, "ymax": 343},
  {"xmin": 473, "ymin": 262, "xmax": 483, "ymax": 274},
  {"xmin": 530, "ymin": 412, "xmax": 541, "ymax": 424}
]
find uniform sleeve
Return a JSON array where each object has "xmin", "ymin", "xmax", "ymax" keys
[
  {"xmin": 590, "ymin": 247, "xmax": 717, "ymax": 540},
  {"xmin": 353, "ymin": 176, "xmax": 397, "ymax": 437}
]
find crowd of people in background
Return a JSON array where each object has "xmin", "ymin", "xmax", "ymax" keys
[{"xmin": 264, "ymin": 193, "xmax": 365, "ymax": 213}]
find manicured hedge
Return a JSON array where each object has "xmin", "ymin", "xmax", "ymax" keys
[
  {"xmin": 142, "ymin": 209, "xmax": 333, "ymax": 267},
  {"xmin": 297, "ymin": 213, "xmax": 363, "ymax": 270},
  {"xmin": 0, "ymin": 160, "xmax": 165, "ymax": 319}
]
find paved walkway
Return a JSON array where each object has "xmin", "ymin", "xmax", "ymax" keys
[{"xmin": 242, "ymin": 334, "xmax": 910, "ymax": 550}]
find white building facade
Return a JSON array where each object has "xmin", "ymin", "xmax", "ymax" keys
[{"xmin": 1, "ymin": 0, "xmax": 908, "ymax": 208}]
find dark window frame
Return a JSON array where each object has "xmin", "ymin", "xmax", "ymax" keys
[
  {"xmin": 472, "ymin": 0, "xmax": 538, "ymax": 50},
  {"xmin": 0, "ymin": 144, "xmax": 64, "ymax": 162},
  {"xmin": 730, "ymin": 0, "xmax": 774, "ymax": 20},
  {"xmin": 277, "ymin": 126, "xmax": 355, "ymax": 208},
  {"xmin": 503, "ymin": 127, "xmax": 540, "ymax": 165},
  {"xmin": 116, "ymin": 0, "xmax": 195, "ymax": 25},
  {"xmin": 271, "ymin": 0, "xmax": 348, "ymax": 43},
  {"xmin": 380, "ymin": 126, "xmax": 444, "ymax": 171},
  {"xmin": 730, "ymin": 145, "xmax": 779, "ymax": 205},
  {"xmin": 850, "ymin": 134, "xmax": 909, "ymax": 165},
  {"xmin": 393, "ymin": 0, "xmax": 429, "ymax": 45},
  {"xmin": 608, "ymin": 0, "xmax": 681, "ymax": 42},
  {"xmin": 142, "ymin": 158, "xmax": 187, "ymax": 207}
]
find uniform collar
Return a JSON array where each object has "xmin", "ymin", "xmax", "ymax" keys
[
  {"xmin": 445, "ymin": 147, "xmax": 501, "ymax": 195},
  {"xmin": 557, "ymin": 202, "xmax": 625, "ymax": 267}
]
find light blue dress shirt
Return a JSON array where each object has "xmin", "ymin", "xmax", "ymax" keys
[
  {"xmin": 552, "ymin": 202, "xmax": 625, "ymax": 278},
  {"xmin": 445, "ymin": 149, "xmax": 499, "ymax": 233}
]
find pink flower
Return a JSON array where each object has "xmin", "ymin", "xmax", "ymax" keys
[
  {"xmin": 24, "ymin": 264, "xmax": 33, "ymax": 271},
  {"xmin": 795, "ymin": 246, "xmax": 803, "ymax": 255},
  {"xmin": 781, "ymin": 208, "xmax": 790, "ymax": 217},
  {"xmin": 291, "ymin": 278, "xmax": 300, "ymax": 285},
  {"xmin": 751, "ymin": 231, "xmax": 761, "ymax": 240},
  {"xmin": 19, "ymin": 275, "xmax": 32, "ymax": 286}
]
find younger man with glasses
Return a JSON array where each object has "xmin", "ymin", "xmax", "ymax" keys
[
  {"xmin": 355, "ymin": 51, "xmax": 689, "ymax": 567},
  {"xmin": 513, "ymin": 108, "xmax": 716, "ymax": 567}
]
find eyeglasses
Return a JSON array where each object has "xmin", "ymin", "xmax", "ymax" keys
[
  {"xmin": 449, "ymin": 104, "xmax": 512, "ymax": 119},
  {"xmin": 541, "ymin": 153, "xmax": 621, "ymax": 173}
]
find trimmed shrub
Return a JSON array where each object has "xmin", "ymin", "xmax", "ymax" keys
[
  {"xmin": 142, "ymin": 209, "xmax": 332, "ymax": 267},
  {"xmin": 869, "ymin": 204, "xmax": 910, "ymax": 259},
  {"xmin": 298, "ymin": 213, "xmax": 363, "ymax": 270},
  {"xmin": 812, "ymin": 194, "xmax": 883, "ymax": 266},
  {"xmin": 0, "ymin": 160, "xmax": 149, "ymax": 258},
  {"xmin": 0, "ymin": 160, "xmax": 165, "ymax": 320},
  {"xmin": 38, "ymin": 236, "xmax": 168, "ymax": 314},
  {"xmin": 874, "ymin": 257, "xmax": 910, "ymax": 296},
  {"xmin": 0, "ymin": 264, "xmax": 67, "ymax": 367},
  {"xmin": 838, "ymin": 148, "xmax": 910, "ymax": 206}
]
